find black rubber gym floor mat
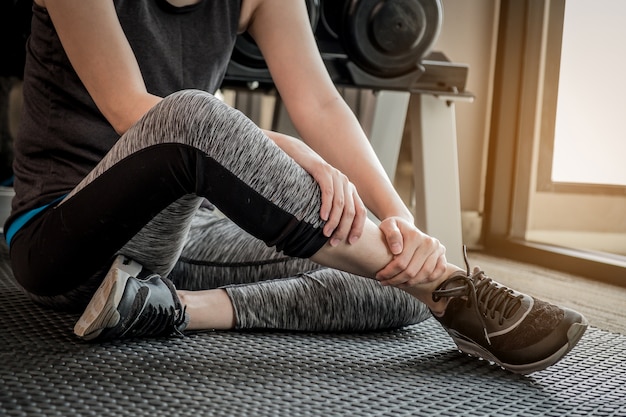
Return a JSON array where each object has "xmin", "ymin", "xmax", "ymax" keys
[{"xmin": 1, "ymin": 246, "xmax": 625, "ymax": 416}]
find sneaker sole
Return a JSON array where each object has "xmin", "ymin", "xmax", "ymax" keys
[
  {"xmin": 73, "ymin": 256, "xmax": 143, "ymax": 340},
  {"xmin": 450, "ymin": 318, "xmax": 588, "ymax": 374}
]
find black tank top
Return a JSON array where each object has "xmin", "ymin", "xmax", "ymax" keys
[{"xmin": 9, "ymin": 0, "xmax": 241, "ymax": 226}]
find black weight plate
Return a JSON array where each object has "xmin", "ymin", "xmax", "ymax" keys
[
  {"xmin": 343, "ymin": 0, "xmax": 442, "ymax": 78},
  {"xmin": 320, "ymin": 0, "xmax": 348, "ymax": 39},
  {"xmin": 230, "ymin": 33, "xmax": 267, "ymax": 70}
]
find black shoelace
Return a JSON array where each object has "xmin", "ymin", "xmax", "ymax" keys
[{"xmin": 433, "ymin": 247, "xmax": 524, "ymax": 345}]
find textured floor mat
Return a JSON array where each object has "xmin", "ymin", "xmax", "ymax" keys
[{"xmin": 1, "ymin": 247, "xmax": 625, "ymax": 416}]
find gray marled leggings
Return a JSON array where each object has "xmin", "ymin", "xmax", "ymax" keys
[
  {"xmin": 171, "ymin": 207, "xmax": 430, "ymax": 331},
  {"xmin": 13, "ymin": 90, "xmax": 430, "ymax": 331}
]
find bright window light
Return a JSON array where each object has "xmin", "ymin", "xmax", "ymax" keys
[{"xmin": 552, "ymin": 0, "xmax": 626, "ymax": 186}]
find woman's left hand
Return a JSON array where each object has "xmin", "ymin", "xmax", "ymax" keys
[{"xmin": 375, "ymin": 217, "xmax": 448, "ymax": 288}]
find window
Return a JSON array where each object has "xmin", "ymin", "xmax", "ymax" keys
[{"xmin": 483, "ymin": 0, "xmax": 626, "ymax": 285}]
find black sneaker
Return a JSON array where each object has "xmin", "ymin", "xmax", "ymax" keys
[
  {"xmin": 432, "ymin": 250, "xmax": 588, "ymax": 374},
  {"xmin": 74, "ymin": 255, "xmax": 188, "ymax": 341}
]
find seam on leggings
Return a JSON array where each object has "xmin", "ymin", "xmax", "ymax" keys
[{"xmin": 177, "ymin": 255, "xmax": 297, "ymax": 268}]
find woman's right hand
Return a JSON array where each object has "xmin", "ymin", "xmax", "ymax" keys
[{"xmin": 263, "ymin": 130, "xmax": 367, "ymax": 247}]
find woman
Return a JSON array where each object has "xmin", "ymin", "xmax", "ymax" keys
[{"xmin": 5, "ymin": 0, "xmax": 586, "ymax": 375}]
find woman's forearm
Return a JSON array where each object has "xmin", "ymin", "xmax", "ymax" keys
[{"xmin": 293, "ymin": 98, "xmax": 413, "ymax": 223}]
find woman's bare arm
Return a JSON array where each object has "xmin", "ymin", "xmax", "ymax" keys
[
  {"xmin": 244, "ymin": 0, "xmax": 412, "ymax": 224},
  {"xmin": 36, "ymin": 0, "xmax": 161, "ymax": 134},
  {"xmin": 245, "ymin": 0, "xmax": 448, "ymax": 284}
]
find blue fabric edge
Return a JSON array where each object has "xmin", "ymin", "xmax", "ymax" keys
[{"xmin": 5, "ymin": 195, "xmax": 67, "ymax": 247}]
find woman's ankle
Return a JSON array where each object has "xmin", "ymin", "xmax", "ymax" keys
[{"xmin": 178, "ymin": 289, "xmax": 236, "ymax": 330}]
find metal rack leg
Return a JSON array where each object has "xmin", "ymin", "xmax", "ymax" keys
[
  {"xmin": 409, "ymin": 94, "xmax": 464, "ymax": 266},
  {"xmin": 367, "ymin": 91, "xmax": 411, "ymax": 181}
]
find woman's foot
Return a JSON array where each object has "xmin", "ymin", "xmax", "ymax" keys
[
  {"xmin": 431, "ymin": 261, "xmax": 588, "ymax": 374},
  {"xmin": 74, "ymin": 255, "xmax": 188, "ymax": 341}
]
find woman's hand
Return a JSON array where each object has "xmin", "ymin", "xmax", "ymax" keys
[
  {"xmin": 306, "ymin": 155, "xmax": 367, "ymax": 247},
  {"xmin": 264, "ymin": 130, "xmax": 367, "ymax": 246},
  {"xmin": 375, "ymin": 217, "xmax": 448, "ymax": 288}
]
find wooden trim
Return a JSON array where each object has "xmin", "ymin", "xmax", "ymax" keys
[
  {"xmin": 484, "ymin": 236, "xmax": 626, "ymax": 288},
  {"xmin": 508, "ymin": 0, "xmax": 550, "ymax": 239},
  {"xmin": 482, "ymin": 0, "xmax": 526, "ymax": 240},
  {"xmin": 538, "ymin": 181, "xmax": 626, "ymax": 195},
  {"xmin": 535, "ymin": 0, "xmax": 563, "ymax": 193}
]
